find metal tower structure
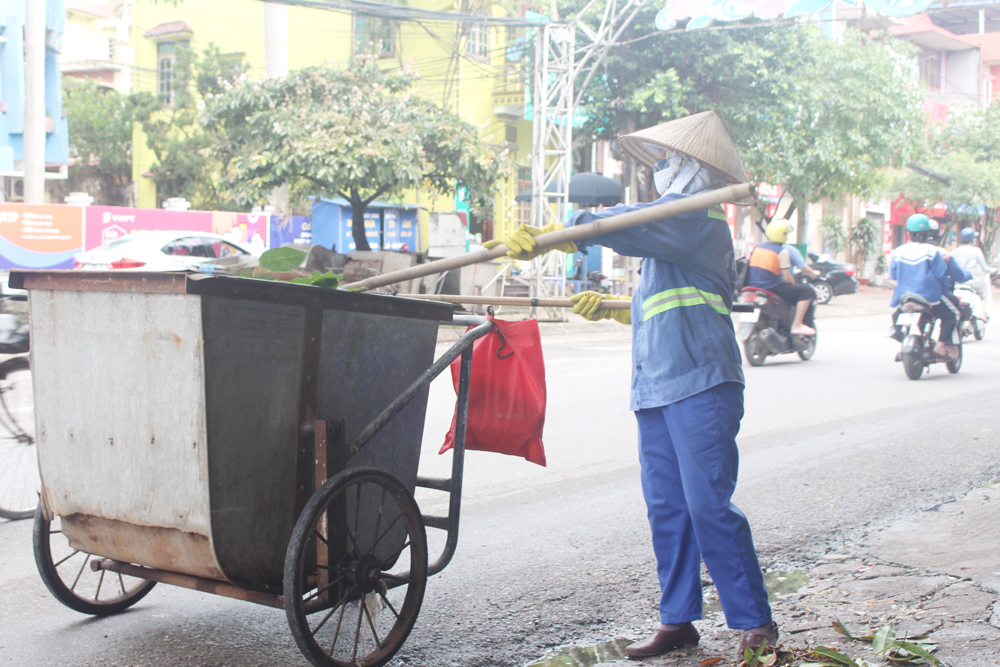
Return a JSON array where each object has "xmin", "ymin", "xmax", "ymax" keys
[
  {"xmin": 529, "ymin": 23, "xmax": 574, "ymax": 319},
  {"xmin": 528, "ymin": 0, "xmax": 649, "ymax": 319}
]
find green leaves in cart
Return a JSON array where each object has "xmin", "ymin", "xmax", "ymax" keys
[
  {"xmin": 259, "ymin": 247, "xmax": 308, "ymax": 272},
  {"xmin": 289, "ymin": 271, "xmax": 344, "ymax": 289}
]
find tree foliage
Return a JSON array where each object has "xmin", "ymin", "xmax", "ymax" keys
[
  {"xmin": 133, "ymin": 43, "xmax": 246, "ymax": 210},
  {"xmin": 570, "ymin": 7, "xmax": 923, "ymax": 210},
  {"xmin": 893, "ymin": 104, "xmax": 1000, "ymax": 253},
  {"xmin": 63, "ymin": 81, "xmax": 145, "ymax": 205},
  {"xmin": 761, "ymin": 30, "xmax": 924, "ymax": 206},
  {"xmin": 203, "ymin": 59, "xmax": 509, "ymax": 251}
]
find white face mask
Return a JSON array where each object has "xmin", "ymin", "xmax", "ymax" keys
[{"xmin": 653, "ymin": 150, "xmax": 728, "ymax": 196}]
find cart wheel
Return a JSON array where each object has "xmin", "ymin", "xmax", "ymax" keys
[
  {"xmin": 0, "ymin": 356, "xmax": 38, "ymax": 521},
  {"xmin": 33, "ymin": 507, "xmax": 156, "ymax": 615},
  {"xmin": 285, "ymin": 467, "xmax": 428, "ymax": 667}
]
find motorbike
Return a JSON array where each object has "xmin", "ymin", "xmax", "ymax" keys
[
  {"xmin": 586, "ymin": 270, "xmax": 611, "ymax": 294},
  {"xmin": 736, "ymin": 286, "xmax": 817, "ymax": 366},
  {"xmin": 954, "ymin": 281, "xmax": 987, "ymax": 341},
  {"xmin": 892, "ymin": 293, "xmax": 962, "ymax": 380}
]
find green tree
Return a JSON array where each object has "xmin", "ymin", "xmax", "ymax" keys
[
  {"xmin": 204, "ymin": 59, "xmax": 509, "ymax": 251},
  {"xmin": 760, "ymin": 30, "xmax": 924, "ymax": 208},
  {"xmin": 570, "ymin": 8, "xmax": 923, "ymax": 212},
  {"xmin": 893, "ymin": 104, "xmax": 1000, "ymax": 253},
  {"xmin": 820, "ymin": 214, "xmax": 847, "ymax": 256},
  {"xmin": 63, "ymin": 81, "xmax": 145, "ymax": 205},
  {"xmin": 133, "ymin": 43, "xmax": 246, "ymax": 210},
  {"xmin": 849, "ymin": 216, "xmax": 881, "ymax": 278}
]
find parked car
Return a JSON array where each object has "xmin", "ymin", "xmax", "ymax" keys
[
  {"xmin": 73, "ymin": 231, "xmax": 257, "ymax": 274},
  {"xmin": 807, "ymin": 252, "xmax": 858, "ymax": 304}
]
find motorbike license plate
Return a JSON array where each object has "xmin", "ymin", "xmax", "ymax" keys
[
  {"xmin": 740, "ymin": 309, "xmax": 760, "ymax": 323},
  {"xmin": 896, "ymin": 312, "xmax": 921, "ymax": 326}
]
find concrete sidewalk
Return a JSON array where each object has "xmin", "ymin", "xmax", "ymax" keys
[
  {"xmin": 573, "ymin": 479, "xmax": 1000, "ymax": 667},
  {"xmin": 761, "ymin": 479, "xmax": 1000, "ymax": 667}
]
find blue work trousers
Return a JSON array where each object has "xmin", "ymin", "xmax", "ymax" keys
[{"xmin": 635, "ymin": 381, "xmax": 772, "ymax": 630}]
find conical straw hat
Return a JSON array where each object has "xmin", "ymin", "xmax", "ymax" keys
[{"xmin": 618, "ymin": 111, "xmax": 754, "ymax": 205}]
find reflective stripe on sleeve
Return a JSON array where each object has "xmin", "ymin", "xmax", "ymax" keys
[
  {"xmin": 642, "ymin": 286, "xmax": 730, "ymax": 320},
  {"xmin": 707, "ymin": 207, "xmax": 727, "ymax": 221}
]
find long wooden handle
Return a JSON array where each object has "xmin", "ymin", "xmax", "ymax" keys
[
  {"xmin": 395, "ymin": 293, "xmax": 631, "ymax": 309},
  {"xmin": 395, "ymin": 292, "xmax": 754, "ymax": 313},
  {"xmin": 341, "ymin": 183, "xmax": 751, "ymax": 291}
]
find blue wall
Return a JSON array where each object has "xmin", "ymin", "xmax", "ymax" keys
[
  {"xmin": 310, "ymin": 199, "xmax": 418, "ymax": 253},
  {"xmin": 0, "ymin": 0, "xmax": 69, "ymax": 168}
]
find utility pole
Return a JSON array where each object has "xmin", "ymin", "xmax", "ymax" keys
[
  {"xmin": 264, "ymin": 2, "xmax": 290, "ymax": 216},
  {"xmin": 24, "ymin": 0, "xmax": 46, "ymax": 204},
  {"xmin": 264, "ymin": 2, "xmax": 289, "ymax": 79}
]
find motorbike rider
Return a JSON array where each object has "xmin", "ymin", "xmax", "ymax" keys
[
  {"xmin": 939, "ymin": 248, "xmax": 973, "ymax": 327},
  {"xmin": 783, "ymin": 243, "xmax": 821, "ymax": 281},
  {"xmin": 950, "ymin": 228, "xmax": 996, "ymax": 314},
  {"xmin": 890, "ymin": 214, "xmax": 960, "ymax": 359},
  {"xmin": 746, "ymin": 219, "xmax": 816, "ymax": 335}
]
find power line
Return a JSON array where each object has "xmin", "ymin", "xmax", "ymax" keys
[{"xmin": 256, "ymin": 0, "xmax": 550, "ymax": 27}]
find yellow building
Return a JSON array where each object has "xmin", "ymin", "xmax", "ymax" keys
[{"xmin": 127, "ymin": 0, "xmax": 534, "ymax": 248}]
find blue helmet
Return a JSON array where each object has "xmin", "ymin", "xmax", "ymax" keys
[
  {"xmin": 959, "ymin": 227, "xmax": 979, "ymax": 243},
  {"xmin": 905, "ymin": 214, "xmax": 932, "ymax": 233}
]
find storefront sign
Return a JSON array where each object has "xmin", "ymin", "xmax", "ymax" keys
[{"xmin": 0, "ymin": 204, "xmax": 85, "ymax": 270}]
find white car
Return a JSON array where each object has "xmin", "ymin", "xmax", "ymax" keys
[{"xmin": 73, "ymin": 231, "xmax": 257, "ymax": 273}]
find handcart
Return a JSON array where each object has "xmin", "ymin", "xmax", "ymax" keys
[{"xmin": 12, "ymin": 270, "xmax": 494, "ymax": 667}]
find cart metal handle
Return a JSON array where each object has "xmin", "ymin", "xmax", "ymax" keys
[
  {"xmin": 344, "ymin": 318, "xmax": 492, "ymax": 458},
  {"xmin": 344, "ymin": 317, "xmax": 492, "ymax": 577}
]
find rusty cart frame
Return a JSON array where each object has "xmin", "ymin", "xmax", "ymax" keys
[{"xmin": 13, "ymin": 270, "xmax": 494, "ymax": 667}]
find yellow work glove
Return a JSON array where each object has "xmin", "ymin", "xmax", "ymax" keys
[
  {"xmin": 569, "ymin": 291, "xmax": 632, "ymax": 325},
  {"xmin": 483, "ymin": 223, "xmax": 578, "ymax": 260}
]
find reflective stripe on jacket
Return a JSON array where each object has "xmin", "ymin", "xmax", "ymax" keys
[
  {"xmin": 568, "ymin": 192, "xmax": 744, "ymax": 410},
  {"xmin": 643, "ymin": 286, "xmax": 730, "ymax": 320}
]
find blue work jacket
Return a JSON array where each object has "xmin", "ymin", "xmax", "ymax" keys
[
  {"xmin": 568, "ymin": 192, "xmax": 744, "ymax": 411},
  {"xmin": 889, "ymin": 242, "xmax": 947, "ymax": 307}
]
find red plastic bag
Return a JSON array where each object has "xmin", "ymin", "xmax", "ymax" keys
[{"xmin": 440, "ymin": 314, "xmax": 547, "ymax": 466}]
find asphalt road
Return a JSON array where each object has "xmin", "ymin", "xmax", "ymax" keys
[{"xmin": 2, "ymin": 294, "xmax": 999, "ymax": 667}]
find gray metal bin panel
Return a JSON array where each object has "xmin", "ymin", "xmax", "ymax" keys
[
  {"xmin": 30, "ymin": 289, "xmax": 225, "ymax": 580},
  {"xmin": 317, "ymin": 310, "xmax": 439, "ymax": 563},
  {"xmin": 14, "ymin": 271, "xmax": 453, "ymax": 588},
  {"xmin": 202, "ymin": 296, "xmax": 306, "ymax": 592}
]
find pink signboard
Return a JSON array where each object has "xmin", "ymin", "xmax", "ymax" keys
[{"xmin": 84, "ymin": 207, "xmax": 270, "ymax": 252}]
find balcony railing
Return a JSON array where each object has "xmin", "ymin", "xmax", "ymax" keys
[{"xmin": 493, "ymin": 90, "xmax": 525, "ymax": 119}]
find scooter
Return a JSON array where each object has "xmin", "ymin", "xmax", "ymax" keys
[
  {"xmin": 892, "ymin": 293, "xmax": 962, "ymax": 380},
  {"xmin": 736, "ymin": 286, "xmax": 817, "ymax": 366},
  {"xmin": 955, "ymin": 281, "xmax": 987, "ymax": 341}
]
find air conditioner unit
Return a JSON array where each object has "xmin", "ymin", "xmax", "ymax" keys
[{"xmin": 5, "ymin": 177, "xmax": 24, "ymax": 202}]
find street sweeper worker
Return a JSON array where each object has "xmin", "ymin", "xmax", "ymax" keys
[{"xmin": 488, "ymin": 111, "xmax": 777, "ymax": 662}]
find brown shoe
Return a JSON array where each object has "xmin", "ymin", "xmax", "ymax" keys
[
  {"xmin": 625, "ymin": 623, "xmax": 700, "ymax": 659},
  {"xmin": 738, "ymin": 621, "xmax": 779, "ymax": 657}
]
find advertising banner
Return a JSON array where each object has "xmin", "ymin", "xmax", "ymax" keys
[
  {"xmin": 85, "ymin": 207, "xmax": 212, "ymax": 250},
  {"xmin": 382, "ymin": 209, "xmax": 418, "ymax": 251},
  {"xmin": 84, "ymin": 207, "xmax": 270, "ymax": 252},
  {"xmin": 0, "ymin": 204, "xmax": 85, "ymax": 270},
  {"xmin": 269, "ymin": 216, "xmax": 312, "ymax": 247}
]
